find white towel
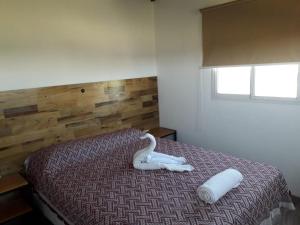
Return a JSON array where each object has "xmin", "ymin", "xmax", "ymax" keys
[
  {"xmin": 197, "ymin": 168, "xmax": 243, "ymax": 204},
  {"xmin": 133, "ymin": 133, "xmax": 194, "ymax": 172}
]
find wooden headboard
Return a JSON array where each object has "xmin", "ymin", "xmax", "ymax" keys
[{"xmin": 0, "ymin": 76, "xmax": 159, "ymax": 176}]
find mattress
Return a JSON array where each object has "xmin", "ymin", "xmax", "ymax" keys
[{"xmin": 26, "ymin": 128, "xmax": 294, "ymax": 225}]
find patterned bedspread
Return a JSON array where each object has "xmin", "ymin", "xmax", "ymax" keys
[{"xmin": 26, "ymin": 128, "xmax": 293, "ymax": 225}]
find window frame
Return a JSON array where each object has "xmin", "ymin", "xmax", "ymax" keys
[{"xmin": 212, "ymin": 63, "xmax": 300, "ymax": 103}]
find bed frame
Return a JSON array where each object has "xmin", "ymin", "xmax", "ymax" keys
[{"xmin": 0, "ymin": 76, "xmax": 159, "ymax": 176}]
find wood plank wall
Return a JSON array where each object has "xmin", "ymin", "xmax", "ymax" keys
[{"xmin": 0, "ymin": 77, "xmax": 159, "ymax": 176}]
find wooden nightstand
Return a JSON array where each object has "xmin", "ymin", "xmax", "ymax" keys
[
  {"xmin": 0, "ymin": 173, "xmax": 32, "ymax": 224},
  {"xmin": 148, "ymin": 127, "xmax": 177, "ymax": 141}
]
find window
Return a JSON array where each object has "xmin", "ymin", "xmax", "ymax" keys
[{"xmin": 214, "ymin": 64, "xmax": 299, "ymax": 101}]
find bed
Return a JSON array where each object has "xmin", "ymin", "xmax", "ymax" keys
[{"xmin": 25, "ymin": 128, "xmax": 295, "ymax": 225}]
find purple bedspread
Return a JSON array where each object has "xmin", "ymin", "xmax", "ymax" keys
[{"xmin": 26, "ymin": 128, "xmax": 293, "ymax": 225}]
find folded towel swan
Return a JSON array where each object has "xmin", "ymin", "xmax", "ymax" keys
[
  {"xmin": 133, "ymin": 133, "xmax": 194, "ymax": 172},
  {"xmin": 197, "ymin": 168, "xmax": 243, "ymax": 204}
]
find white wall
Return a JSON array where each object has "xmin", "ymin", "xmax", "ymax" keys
[
  {"xmin": 0, "ymin": 0, "xmax": 156, "ymax": 91},
  {"xmin": 155, "ymin": 0, "xmax": 300, "ymax": 196}
]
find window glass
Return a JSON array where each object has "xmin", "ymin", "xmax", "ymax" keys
[
  {"xmin": 254, "ymin": 64, "xmax": 298, "ymax": 98},
  {"xmin": 216, "ymin": 67, "xmax": 251, "ymax": 95}
]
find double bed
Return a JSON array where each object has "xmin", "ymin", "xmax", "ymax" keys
[{"xmin": 25, "ymin": 128, "xmax": 295, "ymax": 225}]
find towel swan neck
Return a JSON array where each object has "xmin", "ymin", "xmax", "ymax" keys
[{"xmin": 140, "ymin": 133, "xmax": 156, "ymax": 153}]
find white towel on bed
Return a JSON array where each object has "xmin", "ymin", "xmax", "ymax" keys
[
  {"xmin": 197, "ymin": 168, "xmax": 243, "ymax": 204},
  {"xmin": 133, "ymin": 133, "xmax": 194, "ymax": 172}
]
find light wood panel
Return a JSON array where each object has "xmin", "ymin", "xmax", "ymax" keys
[{"xmin": 0, "ymin": 77, "xmax": 159, "ymax": 176}]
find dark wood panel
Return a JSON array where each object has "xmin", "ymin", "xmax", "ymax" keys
[
  {"xmin": 0, "ymin": 77, "xmax": 159, "ymax": 176},
  {"xmin": 4, "ymin": 105, "xmax": 38, "ymax": 118}
]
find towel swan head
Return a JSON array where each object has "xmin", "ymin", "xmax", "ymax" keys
[{"xmin": 140, "ymin": 133, "xmax": 153, "ymax": 140}]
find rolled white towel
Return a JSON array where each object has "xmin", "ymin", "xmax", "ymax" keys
[{"xmin": 197, "ymin": 168, "xmax": 243, "ymax": 204}]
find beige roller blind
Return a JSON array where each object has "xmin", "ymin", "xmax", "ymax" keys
[{"xmin": 201, "ymin": 0, "xmax": 300, "ymax": 67}]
